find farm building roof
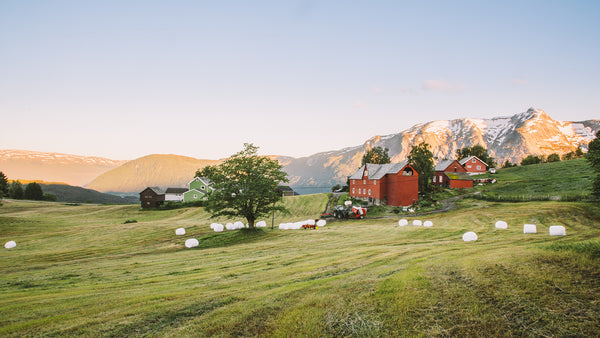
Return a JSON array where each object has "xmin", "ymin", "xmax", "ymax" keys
[
  {"xmin": 459, "ymin": 155, "xmax": 488, "ymax": 167},
  {"xmin": 165, "ymin": 188, "xmax": 188, "ymax": 194},
  {"xmin": 434, "ymin": 159, "xmax": 457, "ymax": 171},
  {"xmin": 349, "ymin": 160, "xmax": 411, "ymax": 180},
  {"xmin": 445, "ymin": 172, "xmax": 473, "ymax": 181}
]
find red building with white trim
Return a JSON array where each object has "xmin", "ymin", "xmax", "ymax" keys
[
  {"xmin": 459, "ymin": 156, "xmax": 488, "ymax": 175},
  {"xmin": 349, "ymin": 161, "xmax": 419, "ymax": 207}
]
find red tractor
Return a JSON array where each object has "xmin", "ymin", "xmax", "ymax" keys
[{"xmin": 332, "ymin": 201, "xmax": 367, "ymax": 219}]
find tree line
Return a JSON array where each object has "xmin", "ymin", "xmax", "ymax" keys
[{"xmin": 0, "ymin": 172, "xmax": 57, "ymax": 202}]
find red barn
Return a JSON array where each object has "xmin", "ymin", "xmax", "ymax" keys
[
  {"xmin": 433, "ymin": 160, "xmax": 467, "ymax": 186},
  {"xmin": 349, "ymin": 161, "xmax": 419, "ymax": 207},
  {"xmin": 459, "ymin": 156, "xmax": 488, "ymax": 175}
]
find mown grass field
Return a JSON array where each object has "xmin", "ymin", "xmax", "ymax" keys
[{"xmin": 1, "ymin": 194, "xmax": 600, "ymax": 336}]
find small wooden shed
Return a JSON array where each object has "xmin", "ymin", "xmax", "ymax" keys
[{"xmin": 139, "ymin": 187, "xmax": 165, "ymax": 208}]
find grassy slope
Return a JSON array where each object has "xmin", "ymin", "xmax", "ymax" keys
[
  {"xmin": 477, "ymin": 158, "xmax": 594, "ymax": 200},
  {"xmin": 1, "ymin": 196, "xmax": 599, "ymax": 336}
]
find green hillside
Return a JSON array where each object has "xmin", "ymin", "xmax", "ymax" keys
[
  {"xmin": 1, "ymin": 195, "xmax": 599, "ymax": 336},
  {"xmin": 477, "ymin": 158, "xmax": 594, "ymax": 201},
  {"xmin": 40, "ymin": 184, "xmax": 138, "ymax": 204}
]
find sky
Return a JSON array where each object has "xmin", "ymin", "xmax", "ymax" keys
[{"xmin": 1, "ymin": 0, "xmax": 599, "ymax": 160}]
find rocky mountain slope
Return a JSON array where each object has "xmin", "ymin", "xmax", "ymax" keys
[
  {"xmin": 0, "ymin": 150, "xmax": 126, "ymax": 186},
  {"xmin": 280, "ymin": 108, "xmax": 600, "ymax": 188},
  {"xmin": 85, "ymin": 154, "xmax": 220, "ymax": 193}
]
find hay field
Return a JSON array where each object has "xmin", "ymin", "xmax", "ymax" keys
[{"xmin": 1, "ymin": 196, "xmax": 599, "ymax": 336}]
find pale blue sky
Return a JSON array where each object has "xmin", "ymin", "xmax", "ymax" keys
[{"xmin": 1, "ymin": 1, "xmax": 599, "ymax": 160}]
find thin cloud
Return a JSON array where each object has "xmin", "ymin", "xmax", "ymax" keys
[
  {"xmin": 372, "ymin": 87, "xmax": 384, "ymax": 94},
  {"xmin": 512, "ymin": 78, "xmax": 528, "ymax": 85},
  {"xmin": 422, "ymin": 79, "xmax": 466, "ymax": 93},
  {"xmin": 353, "ymin": 101, "xmax": 366, "ymax": 109}
]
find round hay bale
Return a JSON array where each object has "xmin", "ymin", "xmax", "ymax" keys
[
  {"xmin": 256, "ymin": 221, "xmax": 267, "ymax": 228},
  {"xmin": 307, "ymin": 219, "xmax": 316, "ymax": 225},
  {"xmin": 398, "ymin": 219, "xmax": 408, "ymax": 226},
  {"xmin": 213, "ymin": 224, "xmax": 224, "ymax": 232},
  {"xmin": 184, "ymin": 238, "xmax": 199, "ymax": 248},
  {"xmin": 423, "ymin": 221, "xmax": 433, "ymax": 227},
  {"xmin": 316, "ymin": 219, "xmax": 326, "ymax": 227},
  {"xmin": 549, "ymin": 225, "xmax": 566, "ymax": 236},
  {"xmin": 413, "ymin": 220, "xmax": 422, "ymax": 226},
  {"xmin": 495, "ymin": 221, "xmax": 508, "ymax": 229},
  {"xmin": 4, "ymin": 241, "xmax": 16, "ymax": 249},
  {"xmin": 175, "ymin": 228, "xmax": 186, "ymax": 236},
  {"xmin": 523, "ymin": 224, "xmax": 537, "ymax": 234},
  {"xmin": 279, "ymin": 223, "xmax": 289, "ymax": 230},
  {"xmin": 462, "ymin": 232, "xmax": 478, "ymax": 242},
  {"xmin": 234, "ymin": 221, "xmax": 244, "ymax": 229},
  {"xmin": 344, "ymin": 200, "xmax": 352, "ymax": 206}
]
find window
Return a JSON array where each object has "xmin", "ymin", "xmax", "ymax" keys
[
  {"xmin": 373, "ymin": 180, "xmax": 376, "ymax": 185},
  {"xmin": 352, "ymin": 180, "xmax": 355, "ymax": 184},
  {"xmin": 363, "ymin": 180, "xmax": 366, "ymax": 184},
  {"xmin": 433, "ymin": 176, "xmax": 436, "ymax": 183},
  {"xmin": 368, "ymin": 189, "xmax": 371, "ymax": 195},
  {"xmin": 472, "ymin": 159, "xmax": 476, "ymax": 163},
  {"xmin": 358, "ymin": 188, "xmax": 362, "ymax": 194},
  {"xmin": 193, "ymin": 194, "xmax": 198, "ymax": 199},
  {"xmin": 201, "ymin": 185, "xmax": 205, "ymax": 190},
  {"xmin": 477, "ymin": 165, "xmax": 481, "ymax": 170},
  {"xmin": 352, "ymin": 188, "xmax": 355, "ymax": 194}
]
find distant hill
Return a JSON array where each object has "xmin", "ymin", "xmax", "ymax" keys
[
  {"xmin": 85, "ymin": 154, "xmax": 220, "ymax": 193},
  {"xmin": 0, "ymin": 150, "xmax": 125, "ymax": 186},
  {"xmin": 40, "ymin": 184, "xmax": 138, "ymax": 204}
]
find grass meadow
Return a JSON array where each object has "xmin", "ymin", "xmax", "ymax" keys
[{"xmin": 1, "ymin": 195, "xmax": 600, "ymax": 336}]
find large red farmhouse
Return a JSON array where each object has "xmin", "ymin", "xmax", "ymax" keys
[
  {"xmin": 433, "ymin": 160, "xmax": 474, "ymax": 188},
  {"xmin": 459, "ymin": 156, "xmax": 488, "ymax": 175},
  {"xmin": 349, "ymin": 161, "xmax": 419, "ymax": 207}
]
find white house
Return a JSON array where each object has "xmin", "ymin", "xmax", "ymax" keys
[{"xmin": 164, "ymin": 188, "xmax": 187, "ymax": 202}]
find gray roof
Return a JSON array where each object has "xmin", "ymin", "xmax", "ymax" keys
[
  {"xmin": 459, "ymin": 156, "xmax": 488, "ymax": 167},
  {"xmin": 165, "ymin": 188, "xmax": 188, "ymax": 194},
  {"xmin": 140, "ymin": 187, "xmax": 165, "ymax": 195},
  {"xmin": 349, "ymin": 160, "xmax": 410, "ymax": 180},
  {"xmin": 434, "ymin": 159, "xmax": 456, "ymax": 171}
]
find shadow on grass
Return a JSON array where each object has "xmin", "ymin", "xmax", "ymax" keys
[{"xmin": 196, "ymin": 228, "xmax": 268, "ymax": 250}]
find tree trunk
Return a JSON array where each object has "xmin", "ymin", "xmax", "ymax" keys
[{"xmin": 247, "ymin": 218, "xmax": 255, "ymax": 229}]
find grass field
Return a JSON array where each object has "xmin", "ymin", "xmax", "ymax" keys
[
  {"xmin": 475, "ymin": 158, "xmax": 595, "ymax": 201},
  {"xmin": 1, "ymin": 195, "xmax": 600, "ymax": 336}
]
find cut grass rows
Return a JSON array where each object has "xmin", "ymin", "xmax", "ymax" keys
[{"xmin": 1, "ymin": 197, "xmax": 599, "ymax": 336}]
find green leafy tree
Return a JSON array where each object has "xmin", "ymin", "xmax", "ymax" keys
[
  {"xmin": 408, "ymin": 142, "xmax": 435, "ymax": 197},
  {"xmin": 587, "ymin": 131, "xmax": 600, "ymax": 198},
  {"xmin": 361, "ymin": 146, "xmax": 391, "ymax": 166},
  {"xmin": 456, "ymin": 144, "xmax": 496, "ymax": 168},
  {"xmin": 502, "ymin": 160, "xmax": 515, "ymax": 168},
  {"xmin": 197, "ymin": 143, "xmax": 289, "ymax": 228},
  {"xmin": 521, "ymin": 155, "xmax": 544, "ymax": 166},
  {"xmin": 9, "ymin": 181, "xmax": 24, "ymax": 199},
  {"xmin": 24, "ymin": 182, "xmax": 44, "ymax": 200},
  {"xmin": 0, "ymin": 171, "xmax": 8, "ymax": 198},
  {"xmin": 546, "ymin": 153, "xmax": 561, "ymax": 163}
]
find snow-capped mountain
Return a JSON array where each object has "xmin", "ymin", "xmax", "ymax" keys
[
  {"xmin": 0, "ymin": 150, "xmax": 126, "ymax": 186},
  {"xmin": 280, "ymin": 108, "xmax": 600, "ymax": 188}
]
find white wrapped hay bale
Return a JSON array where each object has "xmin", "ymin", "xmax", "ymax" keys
[
  {"xmin": 398, "ymin": 219, "xmax": 408, "ymax": 226},
  {"xmin": 225, "ymin": 223, "xmax": 235, "ymax": 230},
  {"xmin": 175, "ymin": 228, "xmax": 186, "ymax": 235},
  {"xmin": 413, "ymin": 220, "xmax": 422, "ymax": 226},
  {"xmin": 549, "ymin": 225, "xmax": 566, "ymax": 236},
  {"xmin": 279, "ymin": 223, "xmax": 289, "ymax": 230},
  {"xmin": 255, "ymin": 221, "xmax": 267, "ymax": 228},
  {"xmin": 523, "ymin": 224, "xmax": 537, "ymax": 234},
  {"xmin": 184, "ymin": 238, "xmax": 199, "ymax": 248},
  {"xmin": 213, "ymin": 224, "xmax": 224, "ymax": 232},
  {"xmin": 307, "ymin": 219, "xmax": 316, "ymax": 225},
  {"xmin": 4, "ymin": 241, "xmax": 16, "ymax": 249},
  {"xmin": 495, "ymin": 221, "xmax": 508, "ymax": 229},
  {"xmin": 234, "ymin": 221, "xmax": 244, "ymax": 229},
  {"xmin": 316, "ymin": 220, "xmax": 326, "ymax": 227},
  {"xmin": 423, "ymin": 221, "xmax": 433, "ymax": 227},
  {"xmin": 344, "ymin": 200, "xmax": 352, "ymax": 206},
  {"xmin": 462, "ymin": 232, "xmax": 478, "ymax": 242}
]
